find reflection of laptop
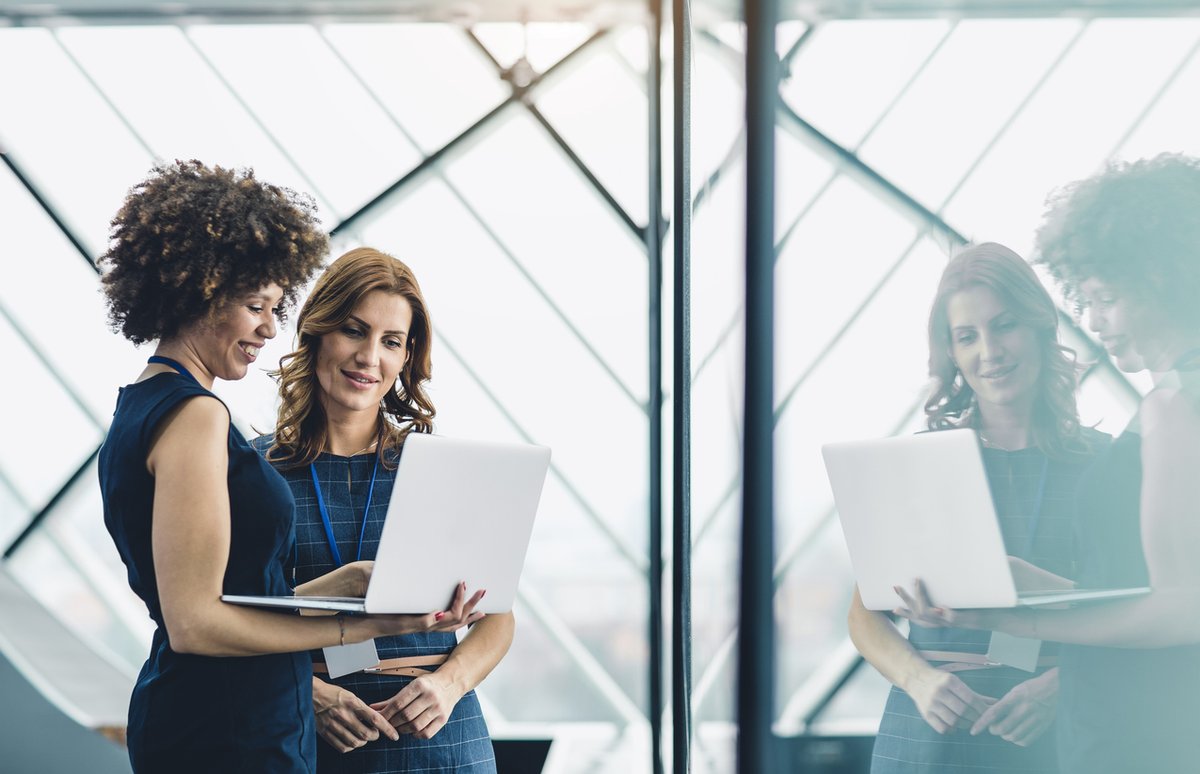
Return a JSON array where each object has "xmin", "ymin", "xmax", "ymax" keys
[
  {"xmin": 821, "ymin": 429, "xmax": 1149, "ymax": 611},
  {"xmin": 223, "ymin": 434, "xmax": 551, "ymax": 615}
]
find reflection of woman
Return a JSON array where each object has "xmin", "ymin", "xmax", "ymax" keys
[
  {"xmin": 849, "ymin": 243, "xmax": 1105, "ymax": 773},
  {"xmin": 98, "ymin": 162, "xmax": 478, "ymax": 772},
  {"xmin": 897, "ymin": 155, "xmax": 1200, "ymax": 774},
  {"xmin": 256, "ymin": 247, "xmax": 512, "ymax": 772}
]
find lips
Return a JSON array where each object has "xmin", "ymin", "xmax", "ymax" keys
[
  {"xmin": 342, "ymin": 370, "xmax": 379, "ymax": 386},
  {"xmin": 239, "ymin": 343, "xmax": 261, "ymax": 361},
  {"xmin": 1100, "ymin": 336, "xmax": 1126, "ymax": 353},
  {"xmin": 980, "ymin": 363, "xmax": 1018, "ymax": 379}
]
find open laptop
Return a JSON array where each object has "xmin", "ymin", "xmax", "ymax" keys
[
  {"xmin": 821, "ymin": 428, "xmax": 1149, "ymax": 611},
  {"xmin": 223, "ymin": 433, "xmax": 551, "ymax": 615}
]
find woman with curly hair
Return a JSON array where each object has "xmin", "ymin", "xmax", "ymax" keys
[
  {"xmin": 849, "ymin": 242, "xmax": 1107, "ymax": 774},
  {"xmin": 97, "ymin": 161, "xmax": 483, "ymax": 773},
  {"xmin": 254, "ymin": 247, "xmax": 510, "ymax": 772},
  {"xmin": 895, "ymin": 155, "xmax": 1200, "ymax": 773}
]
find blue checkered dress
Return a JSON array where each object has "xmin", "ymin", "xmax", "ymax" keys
[
  {"xmin": 870, "ymin": 429, "xmax": 1108, "ymax": 774},
  {"xmin": 253, "ymin": 436, "xmax": 497, "ymax": 773}
]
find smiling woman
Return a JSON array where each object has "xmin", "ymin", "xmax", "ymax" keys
[
  {"xmin": 847, "ymin": 242, "xmax": 1108, "ymax": 774},
  {"xmin": 257, "ymin": 247, "xmax": 510, "ymax": 772}
]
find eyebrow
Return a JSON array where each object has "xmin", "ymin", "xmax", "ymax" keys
[{"xmin": 348, "ymin": 314, "xmax": 407, "ymax": 337}]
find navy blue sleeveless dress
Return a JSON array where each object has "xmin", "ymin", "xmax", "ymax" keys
[
  {"xmin": 99, "ymin": 374, "xmax": 316, "ymax": 773},
  {"xmin": 871, "ymin": 429, "xmax": 1107, "ymax": 774},
  {"xmin": 253, "ymin": 435, "xmax": 497, "ymax": 774},
  {"xmin": 1057, "ymin": 370, "xmax": 1200, "ymax": 774}
]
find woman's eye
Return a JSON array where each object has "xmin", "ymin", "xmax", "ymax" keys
[
  {"xmin": 248, "ymin": 305, "xmax": 263, "ymax": 314},
  {"xmin": 956, "ymin": 334, "xmax": 975, "ymax": 345},
  {"xmin": 343, "ymin": 327, "xmax": 363, "ymax": 337},
  {"xmin": 385, "ymin": 339, "xmax": 403, "ymax": 349}
]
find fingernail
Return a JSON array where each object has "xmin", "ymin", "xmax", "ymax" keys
[
  {"xmin": 479, "ymin": 589, "xmax": 487, "ymax": 599},
  {"xmin": 435, "ymin": 611, "xmax": 445, "ymax": 621}
]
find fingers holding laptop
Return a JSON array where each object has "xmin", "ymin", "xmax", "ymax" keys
[{"xmin": 432, "ymin": 581, "xmax": 487, "ymax": 632}]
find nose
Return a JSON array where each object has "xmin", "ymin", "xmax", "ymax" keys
[
  {"xmin": 978, "ymin": 331, "xmax": 1004, "ymax": 362},
  {"xmin": 1085, "ymin": 307, "xmax": 1104, "ymax": 334},
  {"xmin": 258, "ymin": 313, "xmax": 277, "ymax": 340},
  {"xmin": 355, "ymin": 337, "xmax": 381, "ymax": 367}
]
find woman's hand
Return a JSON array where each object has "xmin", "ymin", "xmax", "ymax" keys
[
  {"xmin": 295, "ymin": 561, "xmax": 373, "ymax": 598},
  {"xmin": 370, "ymin": 671, "xmax": 465, "ymax": 739},
  {"xmin": 359, "ymin": 582, "xmax": 486, "ymax": 640},
  {"xmin": 903, "ymin": 666, "xmax": 996, "ymax": 734},
  {"xmin": 970, "ymin": 667, "xmax": 1058, "ymax": 746},
  {"xmin": 893, "ymin": 580, "xmax": 994, "ymax": 630},
  {"xmin": 312, "ymin": 677, "xmax": 399, "ymax": 753}
]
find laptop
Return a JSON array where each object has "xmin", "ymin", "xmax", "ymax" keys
[
  {"xmin": 223, "ymin": 433, "xmax": 551, "ymax": 615},
  {"xmin": 821, "ymin": 428, "xmax": 1149, "ymax": 611}
]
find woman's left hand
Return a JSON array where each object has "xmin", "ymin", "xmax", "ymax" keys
[
  {"xmin": 370, "ymin": 671, "xmax": 464, "ymax": 739},
  {"xmin": 969, "ymin": 667, "xmax": 1059, "ymax": 746}
]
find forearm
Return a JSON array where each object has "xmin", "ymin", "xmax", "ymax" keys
[
  {"xmin": 435, "ymin": 612, "xmax": 515, "ymax": 695},
  {"xmin": 848, "ymin": 588, "xmax": 931, "ymax": 691},
  {"xmin": 165, "ymin": 600, "xmax": 384, "ymax": 657},
  {"xmin": 294, "ymin": 562, "xmax": 370, "ymax": 597},
  {"xmin": 985, "ymin": 589, "xmax": 1200, "ymax": 648}
]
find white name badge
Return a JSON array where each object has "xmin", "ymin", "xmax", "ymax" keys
[
  {"xmin": 322, "ymin": 638, "xmax": 379, "ymax": 679},
  {"xmin": 987, "ymin": 631, "xmax": 1041, "ymax": 673}
]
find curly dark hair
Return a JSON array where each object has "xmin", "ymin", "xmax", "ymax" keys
[
  {"xmin": 1034, "ymin": 153, "xmax": 1200, "ymax": 330},
  {"xmin": 100, "ymin": 160, "xmax": 329, "ymax": 344},
  {"xmin": 925, "ymin": 242, "xmax": 1084, "ymax": 459}
]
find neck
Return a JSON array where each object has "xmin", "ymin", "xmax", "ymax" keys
[
  {"xmin": 323, "ymin": 403, "xmax": 381, "ymax": 457},
  {"xmin": 151, "ymin": 340, "xmax": 216, "ymax": 390},
  {"xmin": 1152, "ymin": 334, "xmax": 1200, "ymax": 373},
  {"xmin": 976, "ymin": 401, "xmax": 1033, "ymax": 451}
]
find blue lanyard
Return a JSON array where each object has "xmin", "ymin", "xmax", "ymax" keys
[
  {"xmin": 1025, "ymin": 456, "xmax": 1050, "ymax": 558},
  {"xmin": 147, "ymin": 355, "xmax": 200, "ymax": 386},
  {"xmin": 310, "ymin": 454, "xmax": 380, "ymax": 569}
]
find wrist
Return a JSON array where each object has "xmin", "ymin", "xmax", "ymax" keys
[{"xmin": 898, "ymin": 655, "xmax": 935, "ymax": 693}]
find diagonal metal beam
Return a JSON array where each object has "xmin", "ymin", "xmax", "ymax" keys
[
  {"xmin": 179, "ymin": 25, "xmax": 340, "ymax": 221},
  {"xmin": 319, "ymin": 29, "xmax": 645, "ymax": 413},
  {"xmin": 0, "ymin": 150, "xmax": 97, "ymax": 272},
  {"xmin": 523, "ymin": 103, "xmax": 646, "ymax": 241},
  {"xmin": 333, "ymin": 28, "xmax": 612, "ymax": 237},
  {"xmin": 4, "ymin": 443, "xmax": 102, "ymax": 560}
]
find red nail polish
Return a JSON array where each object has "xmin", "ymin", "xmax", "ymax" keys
[
  {"xmin": 434, "ymin": 611, "xmax": 445, "ymax": 621},
  {"xmin": 479, "ymin": 590, "xmax": 487, "ymax": 599}
]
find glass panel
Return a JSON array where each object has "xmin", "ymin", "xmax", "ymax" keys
[
  {"xmin": 537, "ymin": 41, "xmax": 649, "ymax": 222},
  {"xmin": 0, "ymin": 314, "xmax": 101, "ymax": 509},
  {"xmin": 54, "ymin": 25, "xmax": 337, "ymax": 220},
  {"xmin": 1114, "ymin": 33, "xmax": 1200, "ymax": 161},
  {"xmin": 322, "ymin": 24, "xmax": 509, "ymax": 155},
  {"xmin": 443, "ymin": 110, "xmax": 649, "ymax": 402},
  {"xmin": 0, "ymin": 27, "xmax": 154, "ymax": 256},
  {"xmin": 781, "ymin": 20, "xmax": 952, "ymax": 150},
  {"xmin": 0, "ymin": 474, "xmax": 30, "ymax": 550},
  {"xmin": 857, "ymin": 19, "xmax": 1082, "ymax": 211},
  {"xmin": 0, "ymin": 157, "xmax": 145, "ymax": 423},
  {"xmin": 942, "ymin": 18, "xmax": 1200, "ymax": 257},
  {"xmin": 186, "ymin": 24, "xmax": 424, "ymax": 220}
]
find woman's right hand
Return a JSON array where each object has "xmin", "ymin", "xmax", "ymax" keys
[
  {"xmin": 312, "ymin": 677, "xmax": 399, "ymax": 753},
  {"xmin": 363, "ymin": 582, "xmax": 486, "ymax": 639},
  {"xmin": 904, "ymin": 666, "xmax": 996, "ymax": 734}
]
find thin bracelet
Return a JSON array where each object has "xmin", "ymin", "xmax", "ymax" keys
[{"xmin": 336, "ymin": 613, "xmax": 345, "ymax": 647}]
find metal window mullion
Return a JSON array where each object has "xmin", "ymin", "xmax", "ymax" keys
[
  {"xmin": 739, "ymin": 0, "xmax": 778, "ymax": 772},
  {"xmin": 647, "ymin": 1, "xmax": 666, "ymax": 773},
  {"xmin": 670, "ymin": 0, "xmax": 692, "ymax": 770}
]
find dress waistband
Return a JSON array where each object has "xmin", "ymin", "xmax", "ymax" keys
[
  {"xmin": 312, "ymin": 653, "xmax": 448, "ymax": 678},
  {"xmin": 918, "ymin": 649, "xmax": 1058, "ymax": 673}
]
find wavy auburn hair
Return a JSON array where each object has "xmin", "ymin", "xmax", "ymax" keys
[
  {"xmin": 267, "ymin": 247, "xmax": 435, "ymax": 469},
  {"xmin": 925, "ymin": 242, "xmax": 1084, "ymax": 458}
]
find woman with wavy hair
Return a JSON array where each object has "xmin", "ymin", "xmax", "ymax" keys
[
  {"xmin": 97, "ymin": 162, "xmax": 481, "ymax": 773},
  {"xmin": 848, "ymin": 242, "xmax": 1106, "ymax": 773},
  {"xmin": 256, "ymin": 247, "xmax": 512, "ymax": 773}
]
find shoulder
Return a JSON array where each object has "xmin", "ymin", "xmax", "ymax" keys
[
  {"xmin": 249, "ymin": 433, "xmax": 276, "ymax": 456},
  {"xmin": 1141, "ymin": 385, "xmax": 1200, "ymax": 439}
]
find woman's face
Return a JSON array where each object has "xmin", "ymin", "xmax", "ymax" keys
[
  {"xmin": 197, "ymin": 283, "xmax": 283, "ymax": 382},
  {"xmin": 946, "ymin": 285, "xmax": 1042, "ymax": 416},
  {"xmin": 315, "ymin": 290, "xmax": 413, "ymax": 418},
  {"xmin": 1078, "ymin": 278, "xmax": 1146, "ymax": 373}
]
